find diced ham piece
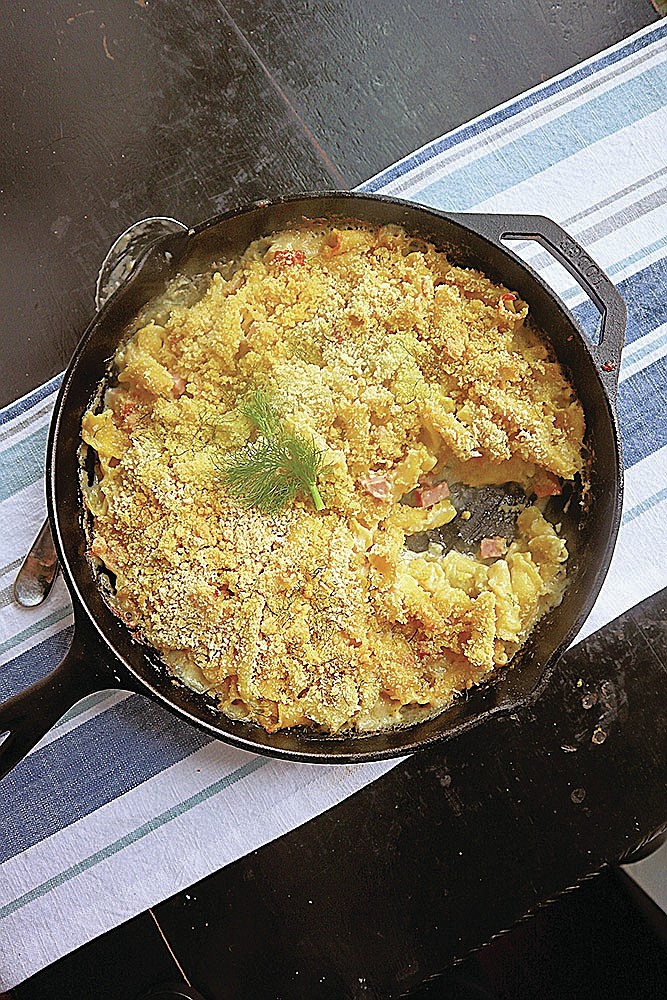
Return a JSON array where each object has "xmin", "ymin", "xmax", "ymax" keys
[
  {"xmin": 91, "ymin": 536, "xmax": 118, "ymax": 572},
  {"xmin": 171, "ymin": 373, "xmax": 187, "ymax": 397},
  {"xmin": 361, "ymin": 472, "xmax": 392, "ymax": 500},
  {"xmin": 480, "ymin": 536, "xmax": 507, "ymax": 560},
  {"xmin": 270, "ymin": 248, "xmax": 306, "ymax": 268},
  {"xmin": 115, "ymin": 398, "xmax": 142, "ymax": 432},
  {"xmin": 413, "ymin": 481, "xmax": 450, "ymax": 507},
  {"xmin": 533, "ymin": 474, "xmax": 562, "ymax": 498}
]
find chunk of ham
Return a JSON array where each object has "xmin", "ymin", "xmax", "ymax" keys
[
  {"xmin": 90, "ymin": 536, "xmax": 119, "ymax": 573},
  {"xmin": 480, "ymin": 536, "xmax": 507, "ymax": 560},
  {"xmin": 361, "ymin": 472, "xmax": 392, "ymax": 500},
  {"xmin": 533, "ymin": 473, "xmax": 562, "ymax": 498},
  {"xmin": 412, "ymin": 481, "xmax": 450, "ymax": 508},
  {"xmin": 106, "ymin": 390, "xmax": 142, "ymax": 432},
  {"xmin": 270, "ymin": 248, "xmax": 306, "ymax": 268},
  {"xmin": 171, "ymin": 373, "xmax": 187, "ymax": 397}
]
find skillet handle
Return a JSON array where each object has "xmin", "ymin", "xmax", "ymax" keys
[
  {"xmin": 95, "ymin": 216, "xmax": 189, "ymax": 311},
  {"xmin": 449, "ymin": 212, "xmax": 627, "ymax": 398},
  {"xmin": 0, "ymin": 619, "xmax": 111, "ymax": 782}
]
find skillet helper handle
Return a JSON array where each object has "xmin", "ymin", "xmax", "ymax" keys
[
  {"xmin": 0, "ymin": 627, "xmax": 106, "ymax": 782},
  {"xmin": 95, "ymin": 215, "xmax": 189, "ymax": 310},
  {"xmin": 455, "ymin": 213, "xmax": 627, "ymax": 396}
]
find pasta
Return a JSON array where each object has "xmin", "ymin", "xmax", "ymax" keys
[{"xmin": 81, "ymin": 220, "xmax": 585, "ymax": 734}]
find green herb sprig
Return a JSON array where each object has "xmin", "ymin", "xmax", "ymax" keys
[{"xmin": 222, "ymin": 390, "xmax": 328, "ymax": 514}]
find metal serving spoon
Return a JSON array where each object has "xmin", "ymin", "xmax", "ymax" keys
[
  {"xmin": 13, "ymin": 518, "xmax": 60, "ymax": 607},
  {"xmin": 13, "ymin": 217, "xmax": 188, "ymax": 609}
]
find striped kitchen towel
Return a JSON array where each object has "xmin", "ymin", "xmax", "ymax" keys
[{"xmin": 1, "ymin": 19, "xmax": 666, "ymax": 989}]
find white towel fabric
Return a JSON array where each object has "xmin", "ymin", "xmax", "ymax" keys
[{"xmin": 1, "ymin": 20, "xmax": 666, "ymax": 990}]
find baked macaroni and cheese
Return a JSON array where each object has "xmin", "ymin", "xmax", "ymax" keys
[{"xmin": 81, "ymin": 221, "xmax": 585, "ymax": 734}]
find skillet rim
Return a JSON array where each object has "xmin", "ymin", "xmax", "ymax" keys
[{"xmin": 45, "ymin": 191, "xmax": 625, "ymax": 763}]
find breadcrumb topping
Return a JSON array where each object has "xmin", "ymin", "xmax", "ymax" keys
[{"xmin": 81, "ymin": 221, "xmax": 584, "ymax": 734}]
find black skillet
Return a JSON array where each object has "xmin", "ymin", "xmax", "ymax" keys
[{"xmin": 0, "ymin": 192, "xmax": 626, "ymax": 779}]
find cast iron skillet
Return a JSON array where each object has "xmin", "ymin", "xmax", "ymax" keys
[{"xmin": 0, "ymin": 192, "xmax": 626, "ymax": 779}]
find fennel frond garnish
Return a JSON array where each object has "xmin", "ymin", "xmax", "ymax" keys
[{"xmin": 222, "ymin": 389, "xmax": 328, "ymax": 514}]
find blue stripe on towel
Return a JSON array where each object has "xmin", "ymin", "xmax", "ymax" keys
[
  {"xmin": 617, "ymin": 354, "xmax": 667, "ymax": 469},
  {"xmin": 0, "ymin": 607, "xmax": 72, "ymax": 660},
  {"xmin": 0, "ymin": 374, "xmax": 63, "ymax": 428},
  {"xmin": 361, "ymin": 24, "xmax": 667, "ymax": 192},
  {"xmin": 0, "ymin": 627, "xmax": 74, "ymax": 701},
  {"xmin": 409, "ymin": 63, "xmax": 667, "ymax": 212},
  {"xmin": 0, "ymin": 425, "xmax": 50, "ymax": 503},
  {"xmin": 0, "ymin": 756, "xmax": 266, "ymax": 922},
  {"xmin": 622, "ymin": 485, "xmax": 667, "ymax": 526},
  {"xmin": 0, "ymin": 693, "xmax": 212, "ymax": 864},
  {"xmin": 571, "ymin": 258, "xmax": 667, "ymax": 351},
  {"xmin": 566, "ymin": 256, "xmax": 667, "ymax": 470}
]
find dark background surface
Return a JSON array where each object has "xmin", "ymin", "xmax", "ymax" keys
[
  {"xmin": 2, "ymin": 1, "xmax": 666, "ymax": 998},
  {"xmin": 0, "ymin": 0, "xmax": 660, "ymax": 405}
]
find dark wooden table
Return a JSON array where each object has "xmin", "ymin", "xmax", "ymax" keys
[{"xmin": 2, "ymin": 3, "xmax": 666, "ymax": 998}]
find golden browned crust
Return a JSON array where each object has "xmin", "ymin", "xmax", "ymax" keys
[{"xmin": 81, "ymin": 222, "xmax": 584, "ymax": 733}]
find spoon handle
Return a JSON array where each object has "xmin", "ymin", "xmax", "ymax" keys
[{"xmin": 13, "ymin": 518, "xmax": 59, "ymax": 607}]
